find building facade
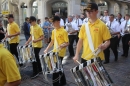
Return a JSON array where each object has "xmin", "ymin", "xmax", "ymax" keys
[{"xmin": 1, "ymin": 0, "xmax": 130, "ymax": 28}]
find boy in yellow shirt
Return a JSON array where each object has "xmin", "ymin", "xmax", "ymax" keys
[
  {"xmin": 25, "ymin": 16, "xmax": 44, "ymax": 79},
  {"xmin": 3, "ymin": 14, "xmax": 21, "ymax": 65},
  {"xmin": 73, "ymin": 3, "xmax": 111, "ymax": 63},
  {"xmin": 44, "ymin": 16, "xmax": 69, "ymax": 86},
  {"xmin": 0, "ymin": 40, "xmax": 21, "ymax": 86}
]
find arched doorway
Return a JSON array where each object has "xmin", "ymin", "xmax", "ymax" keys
[
  {"xmin": 114, "ymin": 3, "xmax": 120, "ymax": 15},
  {"xmin": 32, "ymin": 0, "xmax": 38, "ymax": 18},
  {"xmin": 51, "ymin": 1, "xmax": 68, "ymax": 18}
]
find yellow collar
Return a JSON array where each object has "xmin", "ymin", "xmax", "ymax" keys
[
  {"xmin": 55, "ymin": 27, "xmax": 63, "ymax": 31},
  {"xmin": 88, "ymin": 19, "xmax": 100, "ymax": 25},
  {"xmin": 9, "ymin": 21, "xmax": 14, "ymax": 25}
]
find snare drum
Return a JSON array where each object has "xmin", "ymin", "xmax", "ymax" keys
[
  {"xmin": 39, "ymin": 52, "xmax": 63, "ymax": 80},
  {"xmin": 17, "ymin": 45, "xmax": 36, "ymax": 64},
  {"xmin": 70, "ymin": 57, "xmax": 113, "ymax": 86},
  {"xmin": 1, "ymin": 40, "xmax": 10, "ymax": 50}
]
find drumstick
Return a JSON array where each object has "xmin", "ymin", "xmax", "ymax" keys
[
  {"xmin": 47, "ymin": 43, "xmax": 66, "ymax": 54},
  {"xmin": 76, "ymin": 60, "xmax": 81, "ymax": 64}
]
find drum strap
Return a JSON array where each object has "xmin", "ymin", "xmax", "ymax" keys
[
  {"xmin": 85, "ymin": 23, "xmax": 101, "ymax": 57},
  {"xmin": 32, "ymin": 26, "xmax": 35, "ymax": 41},
  {"xmin": 54, "ymin": 29, "xmax": 59, "ymax": 52}
]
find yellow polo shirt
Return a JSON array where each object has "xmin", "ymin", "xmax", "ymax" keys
[
  {"xmin": 79, "ymin": 19, "xmax": 111, "ymax": 60},
  {"xmin": 51, "ymin": 27, "xmax": 69, "ymax": 57},
  {"xmin": 0, "ymin": 44, "xmax": 21, "ymax": 86},
  {"xmin": 7, "ymin": 22, "xmax": 20, "ymax": 44},
  {"xmin": 30, "ymin": 24, "xmax": 43, "ymax": 48}
]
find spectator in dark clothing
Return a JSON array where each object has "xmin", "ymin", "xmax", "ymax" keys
[
  {"xmin": 0, "ymin": 21, "xmax": 5, "ymax": 41},
  {"xmin": 23, "ymin": 17, "xmax": 30, "ymax": 41}
]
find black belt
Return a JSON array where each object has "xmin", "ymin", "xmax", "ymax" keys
[{"xmin": 111, "ymin": 35, "xmax": 117, "ymax": 38}]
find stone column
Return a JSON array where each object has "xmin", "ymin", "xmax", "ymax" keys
[
  {"xmin": 69, "ymin": 0, "xmax": 81, "ymax": 15},
  {"xmin": 0, "ymin": 0, "xmax": 1, "ymax": 12},
  {"xmin": 108, "ymin": 1, "xmax": 115, "ymax": 15},
  {"xmin": 120, "ymin": 4, "xmax": 125, "ymax": 17},
  {"xmin": 37, "ymin": 0, "xmax": 44, "ymax": 23},
  {"xmin": 127, "ymin": 4, "xmax": 130, "ymax": 14},
  {"xmin": 13, "ymin": 6, "xmax": 19, "ymax": 25},
  {"xmin": 26, "ymin": 1, "xmax": 31, "ymax": 17},
  {"xmin": 18, "ymin": 5, "xmax": 23, "ymax": 29}
]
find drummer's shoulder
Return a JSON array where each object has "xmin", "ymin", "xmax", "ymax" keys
[
  {"xmin": 98, "ymin": 19, "xmax": 106, "ymax": 25},
  {"xmin": 99, "ymin": 21, "xmax": 108, "ymax": 28},
  {"xmin": 52, "ymin": 29, "xmax": 55, "ymax": 32},
  {"xmin": 0, "ymin": 48, "xmax": 14, "ymax": 61},
  {"xmin": 61, "ymin": 28, "xmax": 67, "ymax": 33}
]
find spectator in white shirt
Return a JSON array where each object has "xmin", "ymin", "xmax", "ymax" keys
[
  {"xmin": 66, "ymin": 15, "xmax": 79, "ymax": 58},
  {"xmin": 74, "ymin": 15, "xmax": 83, "ymax": 27},
  {"xmin": 120, "ymin": 14, "xmax": 130, "ymax": 57},
  {"xmin": 104, "ymin": 14, "xmax": 120, "ymax": 64},
  {"xmin": 115, "ymin": 13, "xmax": 124, "ymax": 47},
  {"xmin": 83, "ymin": 17, "xmax": 88, "ymax": 24},
  {"xmin": 116, "ymin": 13, "xmax": 124, "ymax": 24},
  {"xmin": 71, "ymin": 14, "xmax": 76, "ymax": 22},
  {"xmin": 73, "ymin": 14, "xmax": 83, "ymax": 43},
  {"xmin": 80, "ymin": 14, "xmax": 85, "ymax": 21},
  {"xmin": 103, "ymin": 10, "xmax": 109, "ymax": 23},
  {"xmin": 55, "ymin": 12, "xmax": 64, "ymax": 27}
]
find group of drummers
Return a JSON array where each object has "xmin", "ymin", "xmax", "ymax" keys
[{"xmin": 0, "ymin": 2, "xmax": 130, "ymax": 86}]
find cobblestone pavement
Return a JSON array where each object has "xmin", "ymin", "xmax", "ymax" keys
[{"xmin": 19, "ymin": 34, "xmax": 130, "ymax": 86}]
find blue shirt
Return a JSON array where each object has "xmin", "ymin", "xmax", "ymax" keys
[
  {"xmin": 42, "ymin": 21, "xmax": 51, "ymax": 33},
  {"xmin": 42, "ymin": 21, "xmax": 50, "ymax": 29}
]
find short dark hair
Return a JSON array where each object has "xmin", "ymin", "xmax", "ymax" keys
[
  {"xmin": 45, "ymin": 17, "xmax": 48, "ymax": 19},
  {"xmin": 25, "ymin": 17, "xmax": 29, "ymax": 21},
  {"xmin": 110, "ymin": 14, "xmax": 115, "ymax": 18},
  {"xmin": 37, "ymin": 19, "xmax": 41, "ymax": 22},
  {"xmin": 118, "ymin": 13, "xmax": 122, "ymax": 17},
  {"xmin": 7, "ymin": 14, "xmax": 14, "ymax": 19},
  {"xmin": 52, "ymin": 16, "xmax": 60, "ymax": 22},
  {"xmin": 125, "ymin": 14, "xmax": 130, "ymax": 17},
  {"xmin": 29, "ymin": 16, "xmax": 36, "ymax": 22}
]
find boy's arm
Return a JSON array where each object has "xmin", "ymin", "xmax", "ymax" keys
[
  {"xmin": 7, "ymin": 32, "xmax": 20, "ymax": 38},
  {"xmin": 33, "ymin": 35, "xmax": 44, "ymax": 43},
  {"xmin": 44, "ymin": 40, "xmax": 54, "ymax": 53},
  {"xmin": 3, "ymin": 33, "xmax": 8, "ymax": 40},
  {"xmin": 25, "ymin": 36, "xmax": 32, "ymax": 45},
  {"xmin": 59, "ymin": 42, "xmax": 69, "ymax": 49},
  {"xmin": 4, "ymin": 80, "xmax": 21, "ymax": 86},
  {"xmin": 73, "ymin": 39, "xmax": 83, "ymax": 62}
]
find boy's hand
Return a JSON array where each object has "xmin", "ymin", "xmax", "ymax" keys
[
  {"xmin": 44, "ymin": 49, "xmax": 48, "ymax": 54},
  {"xmin": 33, "ymin": 40, "xmax": 38, "ymax": 43}
]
